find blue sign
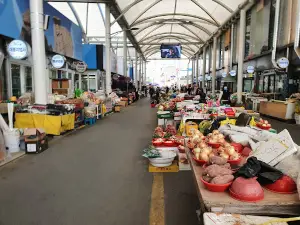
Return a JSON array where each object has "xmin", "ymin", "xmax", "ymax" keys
[{"xmin": 0, "ymin": 0, "xmax": 83, "ymax": 60}]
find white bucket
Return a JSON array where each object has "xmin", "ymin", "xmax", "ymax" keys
[{"xmin": 4, "ymin": 129, "xmax": 20, "ymax": 153}]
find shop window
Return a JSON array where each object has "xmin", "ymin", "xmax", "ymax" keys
[
  {"xmin": 25, "ymin": 67, "xmax": 32, "ymax": 92},
  {"xmin": 243, "ymin": 79, "xmax": 253, "ymax": 92},
  {"xmin": 11, "ymin": 64, "xmax": 21, "ymax": 97},
  {"xmin": 0, "ymin": 63, "xmax": 7, "ymax": 100},
  {"xmin": 74, "ymin": 74, "xmax": 79, "ymax": 89}
]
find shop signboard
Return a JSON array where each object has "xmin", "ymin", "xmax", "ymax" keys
[
  {"xmin": 51, "ymin": 54, "xmax": 65, "ymax": 69},
  {"xmin": 7, "ymin": 40, "xmax": 29, "ymax": 60},
  {"xmin": 75, "ymin": 62, "xmax": 87, "ymax": 73},
  {"xmin": 247, "ymin": 65, "xmax": 255, "ymax": 74},
  {"xmin": 229, "ymin": 70, "xmax": 236, "ymax": 76},
  {"xmin": 222, "ymin": 72, "xmax": 227, "ymax": 78},
  {"xmin": 277, "ymin": 57, "xmax": 289, "ymax": 69}
]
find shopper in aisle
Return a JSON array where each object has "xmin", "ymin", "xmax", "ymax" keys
[
  {"xmin": 155, "ymin": 87, "xmax": 160, "ymax": 104},
  {"xmin": 187, "ymin": 84, "xmax": 192, "ymax": 95},
  {"xmin": 149, "ymin": 86, "xmax": 154, "ymax": 100}
]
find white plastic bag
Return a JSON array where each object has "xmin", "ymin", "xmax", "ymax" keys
[{"xmin": 230, "ymin": 134, "xmax": 250, "ymax": 146}]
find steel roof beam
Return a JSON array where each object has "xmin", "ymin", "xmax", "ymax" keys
[
  {"xmin": 141, "ymin": 36, "xmax": 196, "ymax": 52},
  {"xmin": 212, "ymin": 0, "xmax": 234, "ymax": 13},
  {"xmin": 139, "ymin": 32, "xmax": 202, "ymax": 43},
  {"xmin": 67, "ymin": 2, "xmax": 87, "ymax": 42},
  {"xmin": 45, "ymin": 0, "xmax": 111, "ymax": 2},
  {"xmin": 130, "ymin": 0, "xmax": 163, "ymax": 26},
  {"xmin": 190, "ymin": 0, "xmax": 220, "ymax": 26},
  {"xmin": 138, "ymin": 24, "xmax": 166, "ymax": 43},
  {"xmin": 139, "ymin": 42, "xmax": 202, "ymax": 45},
  {"xmin": 111, "ymin": 0, "xmax": 143, "ymax": 26},
  {"xmin": 179, "ymin": 24, "xmax": 205, "ymax": 42},
  {"xmin": 131, "ymin": 13, "xmax": 218, "ymax": 27}
]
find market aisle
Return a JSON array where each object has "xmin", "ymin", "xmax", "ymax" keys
[{"xmin": 0, "ymin": 99, "xmax": 156, "ymax": 225}]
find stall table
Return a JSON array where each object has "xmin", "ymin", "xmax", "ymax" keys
[{"xmin": 186, "ymin": 150, "xmax": 300, "ymax": 219}]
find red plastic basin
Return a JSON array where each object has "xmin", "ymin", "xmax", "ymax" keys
[
  {"xmin": 230, "ymin": 177, "xmax": 264, "ymax": 202},
  {"xmin": 200, "ymin": 176, "xmax": 233, "ymax": 192},
  {"xmin": 264, "ymin": 175, "xmax": 297, "ymax": 194}
]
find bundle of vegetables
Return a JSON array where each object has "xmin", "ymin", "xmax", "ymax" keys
[
  {"xmin": 153, "ymin": 127, "xmax": 164, "ymax": 138},
  {"xmin": 165, "ymin": 124, "xmax": 177, "ymax": 135},
  {"xmin": 143, "ymin": 146, "xmax": 161, "ymax": 158},
  {"xmin": 199, "ymin": 120, "xmax": 211, "ymax": 133}
]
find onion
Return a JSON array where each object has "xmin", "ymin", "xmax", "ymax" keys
[
  {"xmin": 230, "ymin": 152, "xmax": 240, "ymax": 160},
  {"xmin": 226, "ymin": 146, "xmax": 235, "ymax": 156},
  {"xmin": 220, "ymin": 153, "xmax": 229, "ymax": 160},
  {"xmin": 194, "ymin": 148, "xmax": 201, "ymax": 153},
  {"xmin": 202, "ymin": 148, "xmax": 211, "ymax": 155},
  {"xmin": 207, "ymin": 133, "xmax": 213, "ymax": 138},
  {"xmin": 195, "ymin": 152, "xmax": 200, "ymax": 160},
  {"xmin": 212, "ymin": 130, "xmax": 219, "ymax": 135},
  {"xmin": 198, "ymin": 142, "xmax": 207, "ymax": 149},
  {"xmin": 200, "ymin": 152, "xmax": 209, "ymax": 162},
  {"xmin": 209, "ymin": 152, "xmax": 215, "ymax": 158},
  {"xmin": 192, "ymin": 136, "xmax": 201, "ymax": 144},
  {"xmin": 224, "ymin": 142, "xmax": 231, "ymax": 148},
  {"xmin": 218, "ymin": 138, "xmax": 225, "ymax": 144},
  {"xmin": 209, "ymin": 138, "xmax": 217, "ymax": 144},
  {"xmin": 217, "ymin": 134, "xmax": 224, "ymax": 139}
]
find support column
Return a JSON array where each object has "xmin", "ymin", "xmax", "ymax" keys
[
  {"xmin": 79, "ymin": 74, "xmax": 82, "ymax": 89},
  {"xmin": 105, "ymin": 5, "xmax": 112, "ymax": 95},
  {"xmin": 196, "ymin": 53, "xmax": 199, "ymax": 86},
  {"xmin": 237, "ymin": 9, "xmax": 246, "ymax": 103},
  {"xmin": 141, "ymin": 60, "xmax": 144, "ymax": 86},
  {"xmin": 30, "ymin": 0, "xmax": 47, "ymax": 104},
  {"xmin": 202, "ymin": 46, "xmax": 207, "ymax": 89},
  {"xmin": 212, "ymin": 36, "xmax": 217, "ymax": 95},
  {"xmin": 123, "ymin": 30, "xmax": 127, "ymax": 76},
  {"xmin": 139, "ymin": 57, "xmax": 142, "ymax": 90},
  {"xmin": 135, "ymin": 50, "xmax": 138, "ymax": 88},
  {"xmin": 192, "ymin": 58, "xmax": 195, "ymax": 84},
  {"xmin": 144, "ymin": 61, "xmax": 147, "ymax": 85}
]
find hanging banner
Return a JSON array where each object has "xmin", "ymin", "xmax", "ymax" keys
[
  {"xmin": 7, "ymin": 40, "xmax": 29, "ymax": 60},
  {"xmin": 277, "ymin": 57, "xmax": 289, "ymax": 69},
  {"xmin": 229, "ymin": 70, "xmax": 236, "ymax": 77},
  {"xmin": 247, "ymin": 65, "xmax": 255, "ymax": 74},
  {"xmin": 51, "ymin": 54, "xmax": 65, "ymax": 69}
]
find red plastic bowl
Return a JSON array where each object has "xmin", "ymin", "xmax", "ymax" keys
[
  {"xmin": 152, "ymin": 138, "xmax": 165, "ymax": 147},
  {"xmin": 256, "ymin": 124, "xmax": 271, "ymax": 130},
  {"xmin": 192, "ymin": 155, "xmax": 207, "ymax": 165},
  {"xmin": 227, "ymin": 157, "xmax": 243, "ymax": 166},
  {"xmin": 163, "ymin": 140, "xmax": 177, "ymax": 147},
  {"xmin": 200, "ymin": 176, "xmax": 233, "ymax": 192},
  {"xmin": 230, "ymin": 143, "xmax": 243, "ymax": 153},
  {"xmin": 264, "ymin": 175, "xmax": 297, "ymax": 194},
  {"xmin": 208, "ymin": 142, "xmax": 221, "ymax": 148},
  {"xmin": 230, "ymin": 177, "xmax": 264, "ymax": 202}
]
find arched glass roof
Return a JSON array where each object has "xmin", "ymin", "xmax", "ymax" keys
[{"xmin": 48, "ymin": 0, "xmax": 246, "ymax": 59}]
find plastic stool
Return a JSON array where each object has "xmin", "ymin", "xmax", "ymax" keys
[{"xmin": 84, "ymin": 117, "xmax": 96, "ymax": 125}]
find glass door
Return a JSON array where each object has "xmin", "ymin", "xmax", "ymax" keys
[
  {"xmin": 11, "ymin": 64, "xmax": 21, "ymax": 97},
  {"xmin": 25, "ymin": 66, "xmax": 32, "ymax": 92}
]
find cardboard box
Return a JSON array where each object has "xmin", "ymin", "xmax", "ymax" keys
[
  {"xmin": 117, "ymin": 101, "xmax": 128, "ymax": 107},
  {"xmin": 149, "ymin": 160, "xmax": 179, "ymax": 173},
  {"xmin": 24, "ymin": 128, "xmax": 48, "ymax": 154},
  {"xmin": 25, "ymin": 137, "xmax": 48, "ymax": 154},
  {"xmin": 114, "ymin": 106, "xmax": 121, "ymax": 112}
]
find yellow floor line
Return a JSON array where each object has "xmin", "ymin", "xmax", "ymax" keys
[{"xmin": 149, "ymin": 173, "xmax": 165, "ymax": 225}]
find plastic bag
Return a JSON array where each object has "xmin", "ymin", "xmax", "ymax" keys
[
  {"xmin": 220, "ymin": 117, "xmax": 236, "ymax": 126},
  {"xmin": 230, "ymin": 134, "xmax": 250, "ymax": 146},
  {"xmin": 234, "ymin": 157, "xmax": 283, "ymax": 185},
  {"xmin": 275, "ymin": 151, "xmax": 300, "ymax": 182},
  {"xmin": 249, "ymin": 116, "xmax": 257, "ymax": 126}
]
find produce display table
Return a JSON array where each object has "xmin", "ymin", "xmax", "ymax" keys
[
  {"xmin": 15, "ymin": 113, "xmax": 75, "ymax": 135},
  {"xmin": 186, "ymin": 150, "xmax": 300, "ymax": 217}
]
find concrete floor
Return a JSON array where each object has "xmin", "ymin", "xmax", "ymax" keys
[{"xmin": 0, "ymin": 99, "xmax": 199, "ymax": 225}]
